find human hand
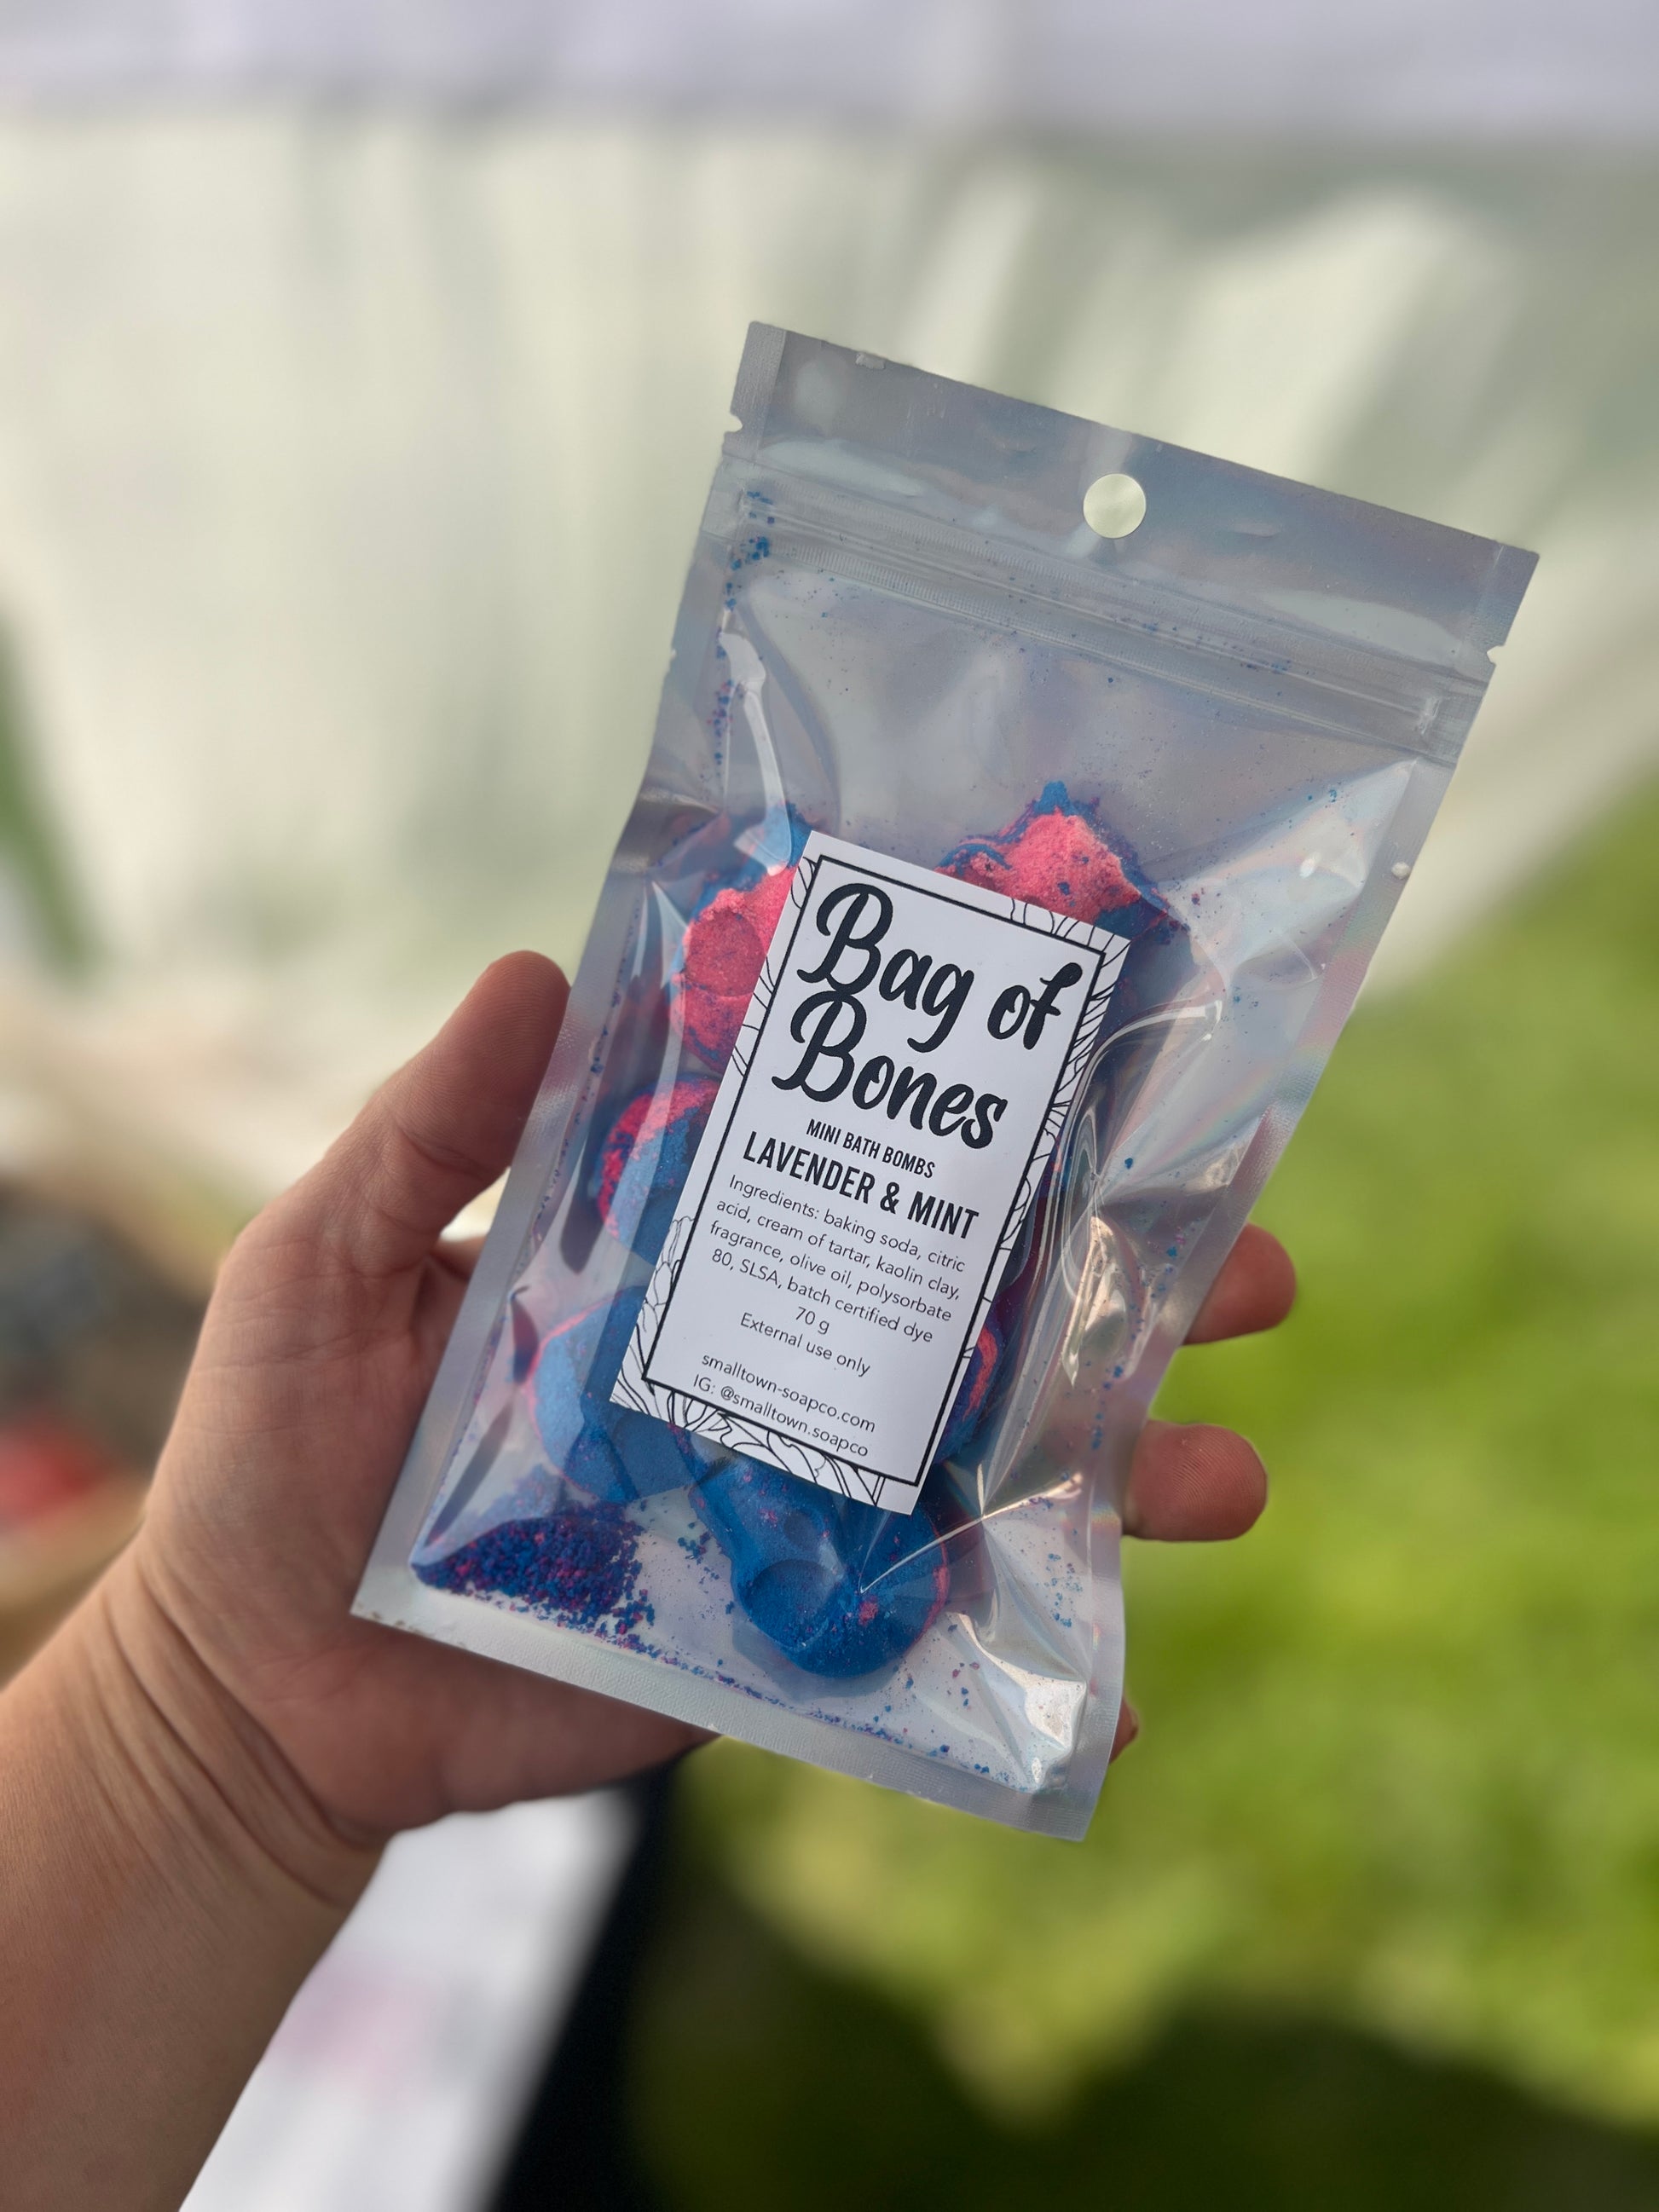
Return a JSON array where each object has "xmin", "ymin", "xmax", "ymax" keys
[
  {"xmin": 2, "ymin": 956, "xmax": 1290, "ymax": 2208},
  {"xmin": 1027, "ymin": 1210, "xmax": 1292, "ymax": 1763},
  {"xmin": 110, "ymin": 953, "xmax": 1291, "ymax": 1878},
  {"xmin": 1113, "ymin": 1222, "xmax": 1293, "ymax": 1753},
  {"xmin": 115, "ymin": 955, "xmax": 697, "ymax": 1880}
]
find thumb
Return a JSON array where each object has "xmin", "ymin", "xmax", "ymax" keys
[{"xmin": 298, "ymin": 952, "xmax": 568, "ymax": 1279}]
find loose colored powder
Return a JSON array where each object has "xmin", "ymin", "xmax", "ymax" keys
[{"xmin": 417, "ymin": 1505, "xmax": 651, "ymax": 1640}]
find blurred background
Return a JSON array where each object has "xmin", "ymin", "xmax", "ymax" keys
[{"xmin": 1, "ymin": 2, "xmax": 1657, "ymax": 2205}]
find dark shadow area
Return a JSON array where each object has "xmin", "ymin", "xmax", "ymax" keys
[
  {"xmin": 492, "ymin": 1769, "xmax": 675, "ymax": 2212},
  {"xmin": 0, "ymin": 1184, "xmax": 203, "ymax": 1681},
  {"xmin": 617, "ymin": 1814, "xmax": 1659, "ymax": 2212}
]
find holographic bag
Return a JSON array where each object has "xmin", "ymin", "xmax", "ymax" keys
[{"xmin": 357, "ymin": 326, "xmax": 1534, "ymax": 1836}]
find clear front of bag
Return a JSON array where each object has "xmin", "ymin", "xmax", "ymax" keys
[{"xmin": 357, "ymin": 327, "xmax": 1534, "ymax": 1835}]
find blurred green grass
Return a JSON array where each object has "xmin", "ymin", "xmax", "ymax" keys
[
  {"xmin": 673, "ymin": 778, "xmax": 1659, "ymax": 2128},
  {"xmin": 631, "ymin": 1860, "xmax": 1659, "ymax": 2212}
]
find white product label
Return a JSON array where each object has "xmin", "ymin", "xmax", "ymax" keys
[{"xmin": 612, "ymin": 833, "xmax": 1130, "ymax": 1513}]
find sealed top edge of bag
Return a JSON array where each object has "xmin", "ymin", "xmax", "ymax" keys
[{"xmin": 725, "ymin": 324, "xmax": 1537, "ymax": 754}]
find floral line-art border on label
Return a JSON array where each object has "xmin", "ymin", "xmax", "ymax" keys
[{"xmin": 612, "ymin": 835, "xmax": 1130, "ymax": 1513}]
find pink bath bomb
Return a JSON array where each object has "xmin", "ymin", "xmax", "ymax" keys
[
  {"xmin": 947, "ymin": 803, "xmax": 1140, "ymax": 924},
  {"xmin": 591, "ymin": 1073, "xmax": 720, "ymax": 1233},
  {"xmin": 675, "ymin": 863, "xmax": 797, "ymax": 1066}
]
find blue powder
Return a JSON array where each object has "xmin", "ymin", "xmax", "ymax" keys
[{"xmin": 417, "ymin": 1506, "xmax": 651, "ymax": 1640}]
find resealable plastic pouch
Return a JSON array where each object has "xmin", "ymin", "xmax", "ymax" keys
[{"xmin": 356, "ymin": 326, "xmax": 1535, "ymax": 1838}]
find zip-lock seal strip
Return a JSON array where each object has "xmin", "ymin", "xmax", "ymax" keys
[
  {"xmin": 703, "ymin": 463, "xmax": 1523, "ymax": 765},
  {"xmin": 720, "ymin": 325, "xmax": 1534, "ymax": 765}
]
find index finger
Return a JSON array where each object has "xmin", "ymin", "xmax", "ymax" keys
[
  {"xmin": 309, "ymin": 953, "xmax": 567, "ymax": 1280},
  {"xmin": 1185, "ymin": 1225, "xmax": 1296, "ymax": 1344}
]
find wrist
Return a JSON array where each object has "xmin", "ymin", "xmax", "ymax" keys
[
  {"xmin": 0, "ymin": 1548, "xmax": 381, "ymax": 2209},
  {"xmin": 84, "ymin": 1540, "xmax": 382, "ymax": 1920}
]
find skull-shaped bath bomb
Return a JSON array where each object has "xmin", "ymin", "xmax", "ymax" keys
[
  {"xmin": 673, "ymin": 863, "xmax": 797, "ymax": 1066},
  {"xmin": 590, "ymin": 1075, "xmax": 720, "ymax": 1259},
  {"xmin": 938, "ymin": 1317, "xmax": 1002, "ymax": 1464},
  {"xmin": 528, "ymin": 1288, "xmax": 702, "ymax": 1505},
  {"xmin": 945, "ymin": 781, "xmax": 1161, "ymax": 933},
  {"xmin": 695, "ymin": 1459, "xmax": 951, "ymax": 1679}
]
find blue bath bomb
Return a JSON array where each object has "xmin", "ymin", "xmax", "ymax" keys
[
  {"xmin": 528, "ymin": 1288, "xmax": 700, "ymax": 1505},
  {"xmin": 694, "ymin": 1460, "xmax": 950, "ymax": 1679},
  {"xmin": 938, "ymin": 1317, "xmax": 1003, "ymax": 1464},
  {"xmin": 588, "ymin": 1075, "xmax": 720, "ymax": 1262}
]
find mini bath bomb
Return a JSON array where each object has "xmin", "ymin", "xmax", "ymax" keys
[
  {"xmin": 695, "ymin": 1458, "xmax": 951, "ymax": 1679},
  {"xmin": 938, "ymin": 1318, "xmax": 1002, "ymax": 1464},
  {"xmin": 673, "ymin": 862, "xmax": 797, "ymax": 1066},
  {"xmin": 591, "ymin": 1075, "xmax": 720, "ymax": 1257},
  {"xmin": 944, "ymin": 781, "xmax": 1162, "ymax": 933},
  {"xmin": 528, "ymin": 1288, "xmax": 702, "ymax": 1505}
]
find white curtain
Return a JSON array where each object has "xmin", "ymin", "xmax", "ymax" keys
[
  {"xmin": 0, "ymin": 101, "xmax": 1652, "ymax": 1246},
  {"xmin": 2, "ymin": 0, "xmax": 1655, "ymax": 134}
]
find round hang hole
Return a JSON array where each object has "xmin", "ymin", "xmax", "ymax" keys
[{"xmin": 1083, "ymin": 472, "xmax": 1147, "ymax": 540}]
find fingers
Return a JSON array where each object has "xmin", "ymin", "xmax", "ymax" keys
[
  {"xmin": 1119, "ymin": 1224, "xmax": 1281, "ymax": 1538},
  {"xmin": 1110, "ymin": 1698, "xmax": 1140, "ymax": 1764},
  {"xmin": 432, "ymin": 1233, "xmax": 488, "ymax": 1282},
  {"xmin": 303, "ymin": 953, "xmax": 569, "ymax": 1278},
  {"xmin": 1124, "ymin": 1418, "xmax": 1267, "ymax": 1541},
  {"xmin": 1185, "ymin": 1225, "xmax": 1296, "ymax": 1344},
  {"xmin": 1102, "ymin": 1227, "xmax": 1289, "ymax": 1762}
]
